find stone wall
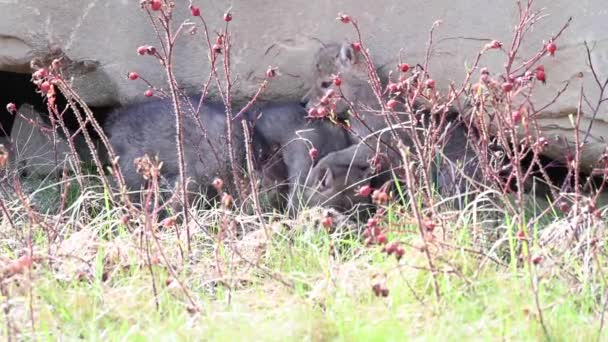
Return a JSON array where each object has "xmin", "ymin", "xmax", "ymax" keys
[{"xmin": 1, "ymin": 0, "xmax": 607, "ymax": 167}]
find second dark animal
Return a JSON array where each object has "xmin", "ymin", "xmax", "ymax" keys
[{"xmin": 248, "ymin": 102, "xmax": 353, "ymax": 213}]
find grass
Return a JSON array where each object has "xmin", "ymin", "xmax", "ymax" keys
[{"xmin": 1, "ymin": 181, "xmax": 607, "ymax": 341}]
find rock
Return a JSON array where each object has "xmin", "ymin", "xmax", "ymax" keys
[
  {"xmin": 0, "ymin": 1, "xmax": 605, "ymax": 169},
  {"xmin": 9, "ymin": 103, "xmax": 72, "ymax": 177}
]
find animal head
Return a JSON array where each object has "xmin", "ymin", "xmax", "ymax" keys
[
  {"xmin": 299, "ymin": 150, "xmax": 374, "ymax": 212},
  {"xmin": 302, "ymin": 42, "xmax": 371, "ymax": 114}
]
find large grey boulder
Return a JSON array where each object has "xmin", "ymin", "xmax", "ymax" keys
[{"xmin": 0, "ymin": 0, "xmax": 606, "ymax": 169}]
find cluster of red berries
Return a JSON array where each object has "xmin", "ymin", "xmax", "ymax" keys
[
  {"xmin": 134, "ymin": 45, "xmax": 158, "ymax": 96},
  {"xmin": 363, "ymin": 216, "xmax": 386, "ymax": 246},
  {"xmin": 308, "ymin": 89, "xmax": 338, "ymax": 119},
  {"xmin": 372, "ymin": 281, "xmax": 389, "ymax": 297},
  {"xmin": 137, "ymin": 45, "xmax": 157, "ymax": 56},
  {"xmin": 31, "ymin": 67, "xmax": 60, "ymax": 100},
  {"xmin": 478, "ymin": 38, "xmax": 557, "ymax": 96},
  {"xmin": 476, "ymin": 64, "xmax": 548, "ymax": 100},
  {"xmin": 307, "ymin": 106, "xmax": 328, "ymax": 118},
  {"xmin": 383, "ymin": 242, "xmax": 405, "ymax": 260}
]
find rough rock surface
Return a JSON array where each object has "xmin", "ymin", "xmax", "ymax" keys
[{"xmin": 0, "ymin": 0, "xmax": 606, "ymax": 168}]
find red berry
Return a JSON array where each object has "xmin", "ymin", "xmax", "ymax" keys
[
  {"xmin": 212, "ymin": 44, "xmax": 222, "ymax": 54},
  {"xmin": 161, "ymin": 217, "xmax": 175, "ymax": 228},
  {"xmin": 536, "ymin": 69, "xmax": 546, "ymax": 84},
  {"xmin": 144, "ymin": 89, "xmax": 154, "ymax": 97},
  {"xmin": 367, "ymin": 217, "xmax": 378, "ymax": 228},
  {"xmin": 385, "ymin": 242, "xmax": 397, "ymax": 255},
  {"xmin": 532, "ymin": 255, "xmax": 543, "ymax": 265},
  {"xmin": 480, "ymin": 67, "xmax": 489, "ymax": 75},
  {"xmin": 387, "ymin": 83, "xmax": 399, "ymax": 93},
  {"xmin": 221, "ymin": 193, "xmax": 233, "ymax": 207},
  {"xmin": 502, "ymin": 82, "xmax": 513, "ymax": 92},
  {"xmin": 512, "ymin": 110, "xmax": 522, "ymax": 124},
  {"xmin": 120, "ymin": 215, "xmax": 131, "ymax": 225},
  {"xmin": 212, "ymin": 178, "xmax": 224, "ymax": 190},
  {"xmin": 39, "ymin": 81, "xmax": 51, "ymax": 93},
  {"xmin": 337, "ymin": 13, "xmax": 350, "ymax": 23},
  {"xmin": 33, "ymin": 68, "xmax": 47, "ymax": 79},
  {"xmin": 223, "ymin": 12, "xmax": 232, "ymax": 22},
  {"xmin": 425, "ymin": 78, "xmax": 435, "ymax": 89},
  {"xmin": 150, "ymin": 0, "xmax": 162, "ymax": 11},
  {"xmin": 372, "ymin": 283, "xmax": 382, "ymax": 295},
  {"xmin": 146, "ymin": 46, "xmax": 157, "ymax": 55},
  {"xmin": 423, "ymin": 218, "xmax": 435, "ymax": 232},
  {"xmin": 489, "ymin": 40, "xmax": 502, "ymax": 49},
  {"xmin": 308, "ymin": 147, "xmax": 319, "ymax": 160},
  {"xmin": 358, "ymin": 184, "xmax": 373, "ymax": 197},
  {"xmin": 190, "ymin": 5, "xmax": 200, "ymax": 16},
  {"xmin": 516, "ymin": 230, "xmax": 526, "ymax": 240},
  {"xmin": 333, "ymin": 77, "xmax": 342, "ymax": 86},
  {"xmin": 128, "ymin": 72, "xmax": 139, "ymax": 80},
  {"xmin": 398, "ymin": 63, "xmax": 410, "ymax": 72},
  {"xmin": 321, "ymin": 216, "xmax": 333, "ymax": 228},
  {"xmin": 307, "ymin": 107, "xmax": 317, "ymax": 117},
  {"xmin": 6, "ymin": 102, "xmax": 16, "ymax": 113},
  {"xmin": 316, "ymin": 106, "xmax": 328, "ymax": 117},
  {"xmin": 376, "ymin": 192, "xmax": 388, "ymax": 204},
  {"xmin": 395, "ymin": 246, "xmax": 405, "ymax": 260},
  {"xmin": 137, "ymin": 46, "xmax": 148, "ymax": 55},
  {"xmin": 266, "ymin": 66, "xmax": 277, "ymax": 78},
  {"xmin": 546, "ymin": 42, "xmax": 557, "ymax": 56},
  {"xmin": 351, "ymin": 42, "xmax": 362, "ymax": 52},
  {"xmin": 376, "ymin": 234, "xmax": 388, "ymax": 245},
  {"xmin": 386, "ymin": 99, "xmax": 398, "ymax": 110},
  {"xmin": 558, "ymin": 201, "xmax": 570, "ymax": 213}
]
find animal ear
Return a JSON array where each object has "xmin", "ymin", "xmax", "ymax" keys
[{"xmin": 338, "ymin": 42, "xmax": 356, "ymax": 67}]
